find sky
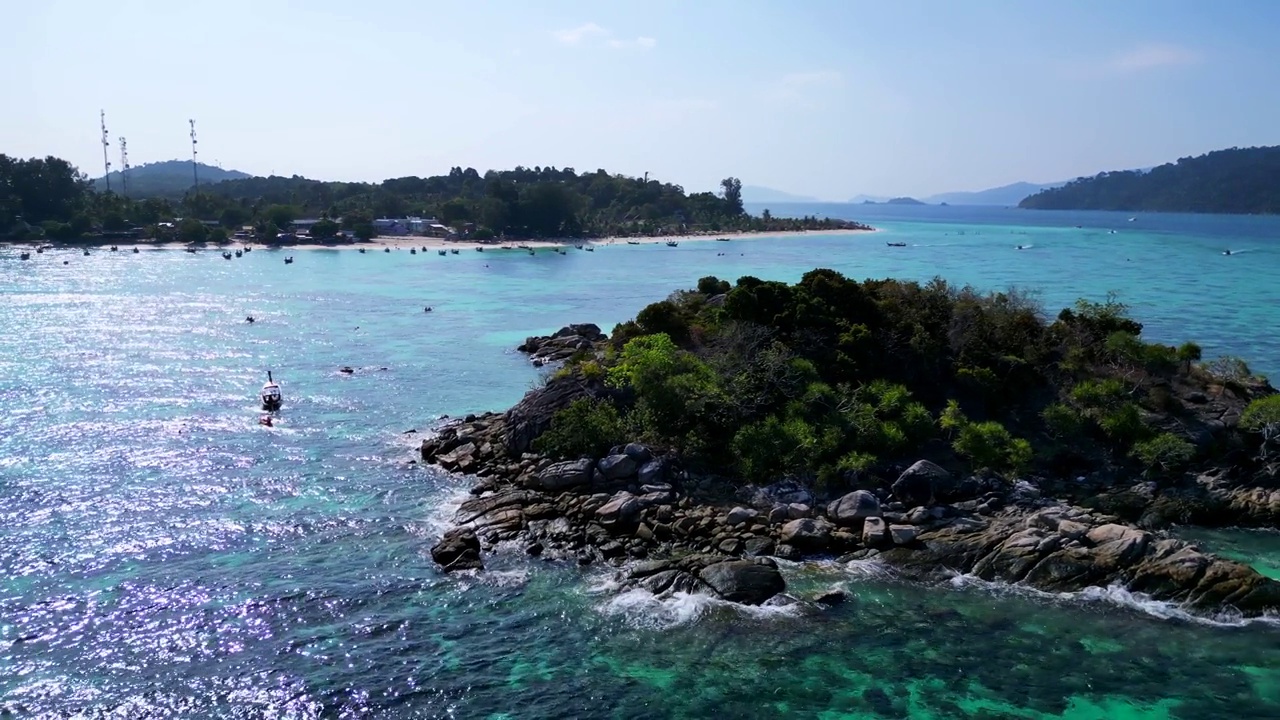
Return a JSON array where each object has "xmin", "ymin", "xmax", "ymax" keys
[{"xmin": 5, "ymin": 0, "xmax": 1280, "ymax": 199}]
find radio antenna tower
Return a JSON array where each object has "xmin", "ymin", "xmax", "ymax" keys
[
  {"xmin": 119, "ymin": 137, "xmax": 130, "ymax": 197},
  {"xmin": 100, "ymin": 110, "xmax": 112, "ymax": 192},
  {"xmin": 189, "ymin": 119, "xmax": 199, "ymax": 190}
]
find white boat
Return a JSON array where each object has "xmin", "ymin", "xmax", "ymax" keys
[{"xmin": 261, "ymin": 371, "xmax": 282, "ymax": 411}]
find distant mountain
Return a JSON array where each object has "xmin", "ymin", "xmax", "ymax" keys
[
  {"xmin": 740, "ymin": 185, "xmax": 820, "ymax": 203},
  {"xmin": 925, "ymin": 181, "xmax": 1066, "ymax": 207},
  {"xmin": 886, "ymin": 197, "xmax": 925, "ymax": 206},
  {"xmin": 91, "ymin": 160, "xmax": 251, "ymax": 197},
  {"xmin": 1019, "ymin": 146, "xmax": 1280, "ymax": 214},
  {"xmin": 849, "ymin": 194, "xmax": 890, "ymax": 204}
]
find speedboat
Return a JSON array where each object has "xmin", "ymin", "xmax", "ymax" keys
[
  {"xmin": 83, "ymin": 249, "xmax": 91, "ymax": 256},
  {"xmin": 261, "ymin": 371, "xmax": 282, "ymax": 411},
  {"xmin": 585, "ymin": 246, "xmax": 594, "ymax": 252},
  {"xmin": 132, "ymin": 247, "xmax": 139, "ymax": 253},
  {"xmin": 626, "ymin": 241, "xmax": 640, "ymax": 245},
  {"xmin": 222, "ymin": 252, "xmax": 233, "ymax": 259},
  {"xmin": 450, "ymin": 249, "xmax": 460, "ymax": 255},
  {"xmin": 284, "ymin": 257, "xmax": 294, "ymax": 264},
  {"xmin": 359, "ymin": 248, "xmax": 366, "ymax": 253},
  {"xmin": 715, "ymin": 237, "xmax": 730, "ymax": 242},
  {"xmin": 384, "ymin": 247, "xmax": 390, "ymax": 253},
  {"xmin": 110, "ymin": 245, "xmax": 118, "ymax": 251},
  {"xmin": 665, "ymin": 241, "xmax": 678, "ymax": 247},
  {"xmin": 556, "ymin": 249, "xmax": 567, "ymax": 255},
  {"xmin": 1128, "ymin": 217, "xmax": 1136, "ymax": 222},
  {"xmin": 886, "ymin": 242, "xmax": 907, "ymax": 247},
  {"xmin": 19, "ymin": 251, "xmax": 30, "ymax": 260},
  {"xmin": 1223, "ymin": 250, "xmax": 1233, "ymax": 256},
  {"xmin": 410, "ymin": 248, "xmax": 416, "ymax": 255},
  {"xmin": 476, "ymin": 247, "xmax": 484, "ymax": 252},
  {"xmin": 235, "ymin": 250, "xmax": 242, "ymax": 257}
]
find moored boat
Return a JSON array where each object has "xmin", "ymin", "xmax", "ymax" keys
[
  {"xmin": 284, "ymin": 256, "xmax": 294, "ymax": 264},
  {"xmin": 665, "ymin": 241, "xmax": 678, "ymax": 247},
  {"xmin": 450, "ymin": 249, "xmax": 459, "ymax": 255},
  {"xmin": 438, "ymin": 250, "xmax": 447, "ymax": 256},
  {"xmin": 261, "ymin": 371, "xmax": 282, "ymax": 411},
  {"xmin": 886, "ymin": 242, "xmax": 907, "ymax": 247},
  {"xmin": 20, "ymin": 251, "xmax": 30, "ymax": 260}
]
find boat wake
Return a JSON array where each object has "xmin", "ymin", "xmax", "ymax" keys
[{"xmin": 945, "ymin": 572, "xmax": 1280, "ymax": 628}]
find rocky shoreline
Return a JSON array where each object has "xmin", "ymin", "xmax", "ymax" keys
[{"xmin": 417, "ymin": 319, "xmax": 1280, "ymax": 616}]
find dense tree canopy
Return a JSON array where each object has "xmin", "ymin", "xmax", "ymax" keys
[
  {"xmin": 538, "ymin": 270, "xmax": 1269, "ymax": 491},
  {"xmin": 1020, "ymin": 146, "xmax": 1280, "ymax": 214},
  {"xmin": 2, "ymin": 154, "xmax": 867, "ymax": 242}
]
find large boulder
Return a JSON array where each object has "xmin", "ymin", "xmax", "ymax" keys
[
  {"xmin": 537, "ymin": 458, "xmax": 594, "ymax": 491},
  {"xmin": 697, "ymin": 559, "xmax": 786, "ymax": 605},
  {"xmin": 596, "ymin": 491, "xmax": 642, "ymax": 525},
  {"xmin": 748, "ymin": 479, "xmax": 814, "ymax": 509},
  {"xmin": 430, "ymin": 528, "xmax": 483, "ymax": 571},
  {"xmin": 827, "ymin": 490, "xmax": 881, "ymax": 525},
  {"xmin": 500, "ymin": 374, "xmax": 607, "ymax": 454},
  {"xmin": 637, "ymin": 459, "xmax": 667, "ymax": 485},
  {"xmin": 598, "ymin": 454, "xmax": 640, "ymax": 481},
  {"xmin": 436, "ymin": 442, "xmax": 478, "ymax": 473},
  {"xmin": 779, "ymin": 517, "xmax": 834, "ymax": 552},
  {"xmin": 892, "ymin": 460, "xmax": 954, "ymax": 506}
]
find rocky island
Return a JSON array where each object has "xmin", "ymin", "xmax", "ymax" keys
[{"xmin": 423, "ymin": 271, "xmax": 1280, "ymax": 616}]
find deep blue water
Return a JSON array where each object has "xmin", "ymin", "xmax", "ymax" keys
[{"xmin": 2, "ymin": 206, "xmax": 1278, "ymax": 718}]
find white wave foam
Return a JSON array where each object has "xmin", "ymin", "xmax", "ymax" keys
[
  {"xmin": 946, "ymin": 572, "xmax": 1280, "ymax": 628},
  {"xmin": 596, "ymin": 584, "xmax": 804, "ymax": 630}
]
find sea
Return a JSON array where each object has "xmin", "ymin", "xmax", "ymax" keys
[{"xmin": 1, "ymin": 204, "xmax": 1278, "ymax": 719}]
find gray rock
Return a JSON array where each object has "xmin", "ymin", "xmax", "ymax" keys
[
  {"xmin": 598, "ymin": 454, "xmax": 639, "ymax": 481},
  {"xmin": 697, "ymin": 560, "xmax": 786, "ymax": 605},
  {"xmin": 787, "ymin": 503, "xmax": 811, "ymax": 519},
  {"xmin": 750, "ymin": 479, "xmax": 814, "ymax": 509},
  {"xmin": 826, "ymin": 490, "xmax": 881, "ymax": 525},
  {"xmin": 888, "ymin": 524, "xmax": 919, "ymax": 545},
  {"xmin": 430, "ymin": 528, "xmax": 483, "ymax": 571},
  {"xmin": 623, "ymin": 443, "xmax": 654, "ymax": 464},
  {"xmin": 596, "ymin": 492, "xmax": 642, "ymax": 525},
  {"xmin": 779, "ymin": 517, "xmax": 834, "ymax": 552},
  {"xmin": 1010, "ymin": 479, "xmax": 1042, "ymax": 504},
  {"xmin": 637, "ymin": 459, "xmax": 666, "ymax": 485},
  {"xmin": 726, "ymin": 507, "xmax": 757, "ymax": 526},
  {"xmin": 773, "ymin": 543, "xmax": 803, "ymax": 561},
  {"xmin": 743, "ymin": 537, "xmax": 776, "ymax": 556},
  {"xmin": 767, "ymin": 505, "xmax": 790, "ymax": 524},
  {"xmin": 862, "ymin": 517, "xmax": 890, "ymax": 548},
  {"xmin": 537, "ymin": 458, "xmax": 594, "ymax": 491},
  {"xmin": 718, "ymin": 538, "xmax": 744, "ymax": 555},
  {"xmin": 814, "ymin": 589, "xmax": 848, "ymax": 606},
  {"xmin": 892, "ymin": 459, "xmax": 953, "ymax": 506},
  {"xmin": 906, "ymin": 506, "xmax": 931, "ymax": 525}
]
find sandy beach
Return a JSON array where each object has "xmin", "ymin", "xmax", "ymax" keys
[
  {"xmin": 4, "ymin": 228, "xmax": 874, "ymax": 253},
  {"xmin": 288, "ymin": 227, "xmax": 871, "ymax": 251}
]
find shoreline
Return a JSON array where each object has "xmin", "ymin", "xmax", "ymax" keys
[{"xmin": 3, "ymin": 227, "xmax": 875, "ymax": 253}]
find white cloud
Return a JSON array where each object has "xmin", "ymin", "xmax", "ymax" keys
[
  {"xmin": 1109, "ymin": 44, "xmax": 1201, "ymax": 73},
  {"xmin": 553, "ymin": 23, "xmax": 654, "ymax": 50},
  {"xmin": 609, "ymin": 36, "xmax": 657, "ymax": 50},
  {"xmin": 553, "ymin": 22, "xmax": 608, "ymax": 45}
]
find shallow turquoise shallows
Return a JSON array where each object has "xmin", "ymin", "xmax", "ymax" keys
[{"xmin": 2, "ymin": 206, "xmax": 1278, "ymax": 718}]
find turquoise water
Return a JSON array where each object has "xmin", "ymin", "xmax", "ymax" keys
[{"xmin": 2, "ymin": 207, "xmax": 1279, "ymax": 718}]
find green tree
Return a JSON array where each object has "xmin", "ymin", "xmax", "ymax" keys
[
  {"xmin": 1240, "ymin": 395, "xmax": 1280, "ymax": 460},
  {"xmin": 177, "ymin": 217, "xmax": 209, "ymax": 243},
  {"xmin": 310, "ymin": 218, "xmax": 340, "ymax": 241},
  {"xmin": 720, "ymin": 177, "xmax": 744, "ymax": 216},
  {"xmin": 1132, "ymin": 433, "xmax": 1195, "ymax": 474}
]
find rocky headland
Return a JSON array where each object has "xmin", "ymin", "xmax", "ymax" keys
[{"xmin": 421, "ymin": 273, "xmax": 1280, "ymax": 618}]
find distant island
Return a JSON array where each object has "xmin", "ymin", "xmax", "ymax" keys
[
  {"xmin": 1020, "ymin": 146, "xmax": 1280, "ymax": 214},
  {"xmin": 2, "ymin": 154, "xmax": 870, "ymax": 244},
  {"xmin": 925, "ymin": 181, "xmax": 1066, "ymax": 207},
  {"xmin": 859, "ymin": 197, "xmax": 927, "ymax": 206},
  {"xmin": 740, "ymin": 185, "xmax": 820, "ymax": 204}
]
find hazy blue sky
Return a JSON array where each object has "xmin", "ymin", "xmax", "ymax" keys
[{"xmin": 5, "ymin": 0, "xmax": 1279, "ymax": 199}]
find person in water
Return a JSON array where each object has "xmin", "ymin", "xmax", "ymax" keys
[{"xmin": 259, "ymin": 415, "xmax": 273, "ymax": 427}]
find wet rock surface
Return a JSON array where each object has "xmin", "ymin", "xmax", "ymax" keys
[
  {"xmin": 518, "ymin": 324, "xmax": 608, "ymax": 366},
  {"xmin": 418, "ymin": 384, "xmax": 1280, "ymax": 617}
]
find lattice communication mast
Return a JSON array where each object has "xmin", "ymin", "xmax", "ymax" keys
[
  {"xmin": 100, "ymin": 110, "xmax": 112, "ymax": 192},
  {"xmin": 119, "ymin": 137, "xmax": 130, "ymax": 197},
  {"xmin": 189, "ymin": 119, "xmax": 199, "ymax": 189}
]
